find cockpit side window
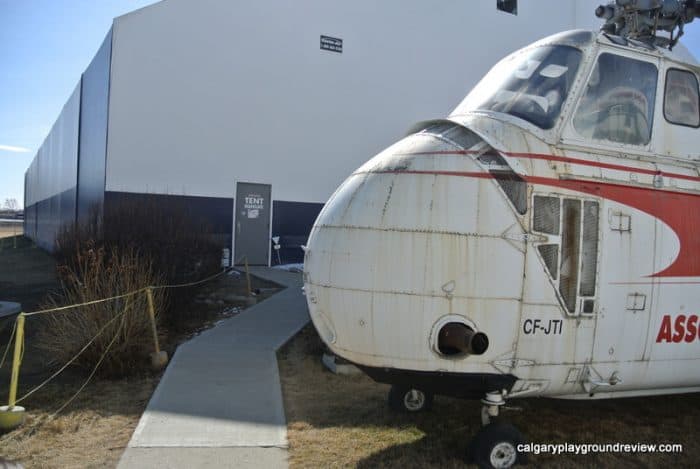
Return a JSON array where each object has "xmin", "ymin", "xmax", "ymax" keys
[
  {"xmin": 573, "ymin": 53, "xmax": 658, "ymax": 146},
  {"xmin": 664, "ymin": 68, "xmax": 700, "ymax": 128}
]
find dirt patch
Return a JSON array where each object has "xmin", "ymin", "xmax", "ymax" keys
[{"xmin": 279, "ymin": 326, "xmax": 700, "ymax": 468}]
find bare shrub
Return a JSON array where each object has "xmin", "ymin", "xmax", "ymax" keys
[
  {"xmin": 54, "ymin": 205, "xmax": 102, "ymax": 268},
  {"xmin": 103, "ymin": 198, "xmax": 223, "ymax": 287},
  {"xmin": 35, "ymin": 246, "xmax": 165, "ymax": 377},
  {"xmin": 54, "ymin": 199, "xmax": 224, "ymax": 329},
  {"xmin": 40, "ymin": 198, "xmax": 223, "ymax": 376}
]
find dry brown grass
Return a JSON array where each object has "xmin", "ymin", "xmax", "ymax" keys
[
  {"xmin": 0, "ymin": 231, "xmax": 282, "ymax": 468},
  {"xmin": 0, "ymin": 376, "xmax": 158, "ymax": 468},
  {"xmin": 35, "ymin": 246, "xmax": 166, "ymax": 378},
  {"xmin": 0, "ymin": 235, "xmax": 58, "ymax": 312},
  {"xmin": 0, "ymin": 271, "xmax": 278, "ymax": 468},
  {"xmin": 0, "ymin": 227, "xmax": 21, "ymax": 242},
  {"xmin": 279, "ymin": 326, "xmax": 700, "ymax": 468}
]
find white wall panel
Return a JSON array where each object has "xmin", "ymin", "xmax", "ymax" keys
[
  {"xmin": 24, "ymin": 81, "xmax": 80, "ymax": 249},
  {"xmin": 32, "ymin": 82, "xmax": 80, "ymax": 202},
  {"xmin": 106, "ymin": 0, "xmax": 602, "ymax": 202}
]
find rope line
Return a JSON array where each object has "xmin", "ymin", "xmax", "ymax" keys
[
  {"xmin": 2, "ymin": 264, "xmax": 243, "ymax": 425},
  {"xmin": 0, "ymin": 318, "xmax": 17, "ymax": 370},
  {"xmin": 22, "ymin": 267, "xmax": 235, "ymax": 317},
  {"xmin": 149, "ymin": 267, "xmax": 234, "ymax": 291},
  {"xmin": 47, "ymin": 307, "xmax": 127, "ymax": 419},
  {"xmin": 23, "ymin": 290, "xmax": 146, "ymax": 317},
  {"xmin": 15, "ymin": 310, "xmax": 126, "ymax": 405},
  {"xmin": 0, "ymin": 309, "xmax": 128, "ymax": 444}
]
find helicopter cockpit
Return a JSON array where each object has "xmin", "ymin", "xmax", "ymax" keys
[
  {"xmin": 454, "ymin": 32, "xmax": 590, "ymax": 130},
  {"xmin": 452, "ymin": 27, "xmax": 700, "ymax": 157},
  {"xmin": 573, "ymin": 51, "xmax": 658, "ymax": 145}
]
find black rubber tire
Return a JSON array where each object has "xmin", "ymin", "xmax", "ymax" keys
[
  {"xmin": 467, "ymin": 421, "xmax": 527, "ymax": 468},
  {"xmin": 387, "ymin": 385, "xmax": 434, "ymax": 412}
]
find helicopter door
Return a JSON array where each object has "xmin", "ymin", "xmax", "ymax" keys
[{"xmin": 591, "ymin": 206, "xmax": 654, "ymax": 363}]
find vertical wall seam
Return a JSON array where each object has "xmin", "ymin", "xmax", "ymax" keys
[
  {"xmin": 75, "ymin": 77, "xmax": 83, "ymax": 227},
  {"xmin": 103, "ymin": 24, "xmax": 115, "ymax": 215}
]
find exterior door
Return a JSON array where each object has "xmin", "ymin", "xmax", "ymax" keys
[
  {"xmin": 592, "ymin": 206, "xmax": 653, "ymax": 363},
  {"xmin": 234, "ymin": 182, "xmax": 271, "ymax": 265}
]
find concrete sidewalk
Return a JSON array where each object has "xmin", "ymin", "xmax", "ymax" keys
[{"xmin": 118, "ymin": 267, "xmax": 309, "ymax": 469}]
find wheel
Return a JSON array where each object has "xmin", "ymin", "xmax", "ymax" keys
[
  {"xmin": 467, "ymin": 421, "xmax": 526, "ymax": 468},
  {"xmin": 387, "ymin": 385, "xmax": 433, "ymax": 412}
]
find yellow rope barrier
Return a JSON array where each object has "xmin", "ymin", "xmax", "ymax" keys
[
  {"xmin": 14, "ymin": 310, "xmax": 126, "ymax": 405},
  {"xmin": 46, "ymin": 308, "xmax": 127, "ymax": 419},
  {"xmin": 23, "ymin": 289, "xmax": 147, "ymax": 317},
  {"xmin": 0, "ymin": 264, "xmax": 251, "ymax": 430},
  {"xmin": 149, "ymin": 267, "xmax": 235, "ymax": 291},
  {"xmin": 7, "ymin": 315, "xmax": 24, "ymax": 409},
  {"xmin": 0, "ymin": 308, "xmax": 128, "ymax": 439},
  {"xmin": 21, "ymin": 267, "xmax": 235, "ymax": 318},
  {"xmin": 0, "ymin": 266, "xmax": 241, "ymax": 418},
  {"xmin": 0, "ymin": 318, "xmax": 17, "ymax": 370}
]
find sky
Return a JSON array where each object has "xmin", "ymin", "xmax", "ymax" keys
[
  {"xmin": 1, "ymin": 1, "xmax": 700, "ymax": 209},
  {"xmin": 0, "ymin": 0, "xmax": 158, "ymax": 208}
]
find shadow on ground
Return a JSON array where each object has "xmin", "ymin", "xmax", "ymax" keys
[{"xmin": 279, "ymin": 326, "xmax": 700, "ymax": 468}]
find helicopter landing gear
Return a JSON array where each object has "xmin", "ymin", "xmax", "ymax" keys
[
  {"xmin": 480, "ymin": 390, "xmax": 506, "ymax": 425},
  {"xmin": 387, "ymin": 385, "xmax": 434, "ymax": 412},
  {"xmin": 467, "ymin": 391, "xmax": 526, "ymax": 469}
]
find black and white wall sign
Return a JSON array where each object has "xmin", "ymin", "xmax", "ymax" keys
[{"xmin": 320, "ymin": 35, "xmax": 342, "ymax": 53}]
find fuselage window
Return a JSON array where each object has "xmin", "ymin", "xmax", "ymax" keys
[
  {"xmin": 538, "ymin": 244, "xmax": 559, "ymax": 280},
  {"xmin": 534, "ymin": 195, "xmax": 561, "ymax": 280},
  {"xmin": 664, "ymin": 68, "xmax": 700, "ymax": 127},
  {"xmin": 533, "ymin": 195, "xmax": 600, "ymax": 315},
  {"xmin": 533, "ymin": 195, "xmax": 560, "ymax": 234},
  {"xmin": 573, "ymin": 53, "xmax": 658, "ymax": 146},
  {"xmin": 492, "ymin": 171, "xmax": 528, "ymax": 215},
  {"xmin": 559, "ymin": 199, "xmax": 581, "ymax": 313},
  {"xmin": 580, "ymin": 201, "xmax": 599, "ymax": 297}
]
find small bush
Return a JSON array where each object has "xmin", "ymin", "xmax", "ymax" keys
[
  {"xmin": 55, "ymin": 199, "xmax": 224, "ymax": 329},
  {"xmin": 41, "ymin": 199, "xmax": 223, "ymax": 376},
  {"xmin": 35, "ymin": 246, "xmax": 165, "ymax": 377}
]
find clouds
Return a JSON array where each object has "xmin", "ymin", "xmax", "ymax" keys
[{"xmin": 0, "ymin": 144, "xmax": 31, "ymax": 153}]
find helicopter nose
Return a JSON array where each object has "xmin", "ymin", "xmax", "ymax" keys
[{"xmin": 302, "ymin": 123, "xmax": 524, "ymax": 365}]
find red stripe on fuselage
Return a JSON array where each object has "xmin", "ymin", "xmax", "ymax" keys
[
  {"xmin": 394, "ymin": 150, "xmax": 479, "ymax": 156},
  {"xmin": 506, "ymin": 152, "xmax": 700, "ymax": 183},
  {"xmin": 525, "ymin": 175, "xmax": 700, "ymax": 277},
  {"xmin": 378, "ymin": 168, "xmax": 700, "ymax": 278},
  {"xmin": 397, "ymin": 149, "xmax": 700, "ymax": 182},
  {"xmin": 377, "ymin": 170, "xmax": 491, "ymax": 178}
]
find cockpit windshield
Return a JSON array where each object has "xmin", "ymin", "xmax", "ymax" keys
[{"xmin": 453, "ymin": 45, "xmax": 583, "ymax": 129}]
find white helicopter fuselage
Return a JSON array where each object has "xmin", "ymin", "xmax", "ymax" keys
[{"xmin": 303, "ymin": 30, "xmax": 700, "ymax": 400}]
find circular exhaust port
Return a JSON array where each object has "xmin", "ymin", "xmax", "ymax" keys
[{"xmin": 437, "ymin": 322, "xmax": 489, "ymax": 357}]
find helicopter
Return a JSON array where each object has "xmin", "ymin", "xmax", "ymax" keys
[{"xmin": 302, "ymin": 0, "xmax": 700, "ymax": 467}]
